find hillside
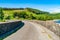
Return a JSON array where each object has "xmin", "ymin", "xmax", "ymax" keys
[{"xmin": 0, "ymin": 7, "xmax": 60, "ymax": 21}]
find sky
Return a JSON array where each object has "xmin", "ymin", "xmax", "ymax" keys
[{"xmin": 0, "ymin": 0, "xmax": 60, "ymax": 12}]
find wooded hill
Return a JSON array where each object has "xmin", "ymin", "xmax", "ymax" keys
[{"xmin": 0, "ymin": 7, "xmax": 60, "ymax": 21}]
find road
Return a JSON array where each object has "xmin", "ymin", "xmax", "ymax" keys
[{"xmin": 4, "ymin": 21, "xmax": 60, "ymax": 40}]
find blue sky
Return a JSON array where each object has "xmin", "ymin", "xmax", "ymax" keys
[{"xmin": 0, "ymin": 0, "xmax": 60, "ymax": 12}]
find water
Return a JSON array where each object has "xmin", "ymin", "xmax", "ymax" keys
[{"xmin": 55, "ymin": 20, "xmax": 60, "ymax": 24}]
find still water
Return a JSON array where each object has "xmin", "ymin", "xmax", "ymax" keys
[{"xmin": 55, "ymin": 20, "xmax": 60, "ymax": 24}]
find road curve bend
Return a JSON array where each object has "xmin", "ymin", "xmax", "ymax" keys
[{"xmin": 4, "ymin": 21, "xmax": 60, "ymax": 40}]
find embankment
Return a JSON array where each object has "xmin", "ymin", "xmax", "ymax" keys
[{"xmin": 30, "ymin": 20, "xmax": 60, "ymax": 37}]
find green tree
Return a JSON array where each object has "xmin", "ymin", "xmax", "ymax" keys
[{"xmin": 0, "ymin": 8, "xmax": 4, "ymax": 20}]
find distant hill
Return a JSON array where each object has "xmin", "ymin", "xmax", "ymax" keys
[{"xmin": 3, "ymin": 8, "xmax": 50, "ymax": 14}]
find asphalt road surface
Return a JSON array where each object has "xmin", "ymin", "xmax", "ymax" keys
[{"xmin": 4, "ymin": 21, "xmax": 60, "ymax": 40}]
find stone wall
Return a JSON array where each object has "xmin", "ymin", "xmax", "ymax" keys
[{"xmin": 0, "ymin": 21, "xmax": 22, "ymax": 36}]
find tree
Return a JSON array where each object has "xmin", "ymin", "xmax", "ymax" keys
[{"xmin": 0, "ymin": 8, "xmax": 4, "ymax": 20}]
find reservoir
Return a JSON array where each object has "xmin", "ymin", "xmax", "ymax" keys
[{"xmin": 55, "ymin": 20, "xmax": 60, "ymax": 24}]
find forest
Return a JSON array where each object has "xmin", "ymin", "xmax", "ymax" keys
[{"xmin": 0, "ymin": 7, "xmax": 60, "ymax": 21}]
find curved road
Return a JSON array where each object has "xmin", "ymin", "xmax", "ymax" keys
[{"xmin": 4, "ymin": 21, "xmax": 60, "ymax": 40}]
